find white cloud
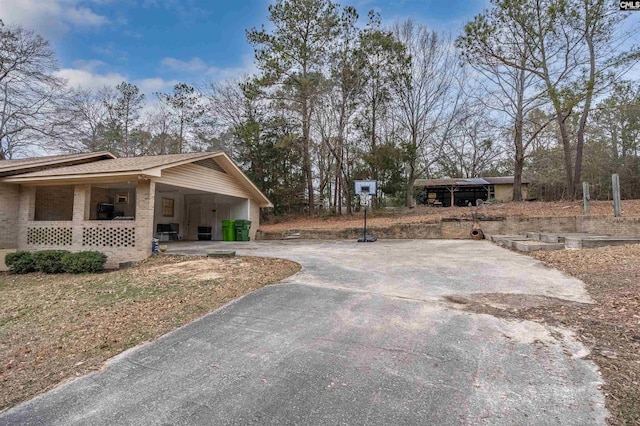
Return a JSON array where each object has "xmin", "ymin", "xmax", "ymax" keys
[
  {"xmin": 160, "ymin": 54, "xmax": 258, "ymax": 83},
  {"xmin": 54, "ymin": 67, "xmax": 126, "ymax": 90},
  {"xmin": 54, "ymin": 66, "xmax": 180, "ymax": 97},
  {"xmin": 137, "ymin": 77, "xmax": 180, "ymax": 95},
  {"xmin": 64, "ymin": 6, "xmax": 109, "ymax": 27},
  {"xmin": 1, "ymin": 0, "xmax": 110, "ymax": 38},
  {"xmin": 71, "ymin": 59, "xmax": 107, "ymax": 72},
  {"xmin": 161, "ymin": 57, "xmax": 209, "ymax": 73}
]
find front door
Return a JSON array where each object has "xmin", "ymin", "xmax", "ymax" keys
[{"xmin": 187, "ymin": 200, "xmax": 201, "ymax": 240}]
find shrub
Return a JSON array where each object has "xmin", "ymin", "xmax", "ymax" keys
[
  {"xmin": 5, "ymin": 251, "xmax": 36, "ymax": 274},
  {"xmin": 32, "ymin": 250, "xmax": 70, "ymax": 274},
  {"xmin": 61, "ymin": 251, "xmax": 107, "ymax": 274}
]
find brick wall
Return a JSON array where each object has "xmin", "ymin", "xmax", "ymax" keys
[
  {"xmin": 0, "ymin": 183, "xmax": 19, "ymax": 249},
  {"xmin": 257, "ymin": 215, "xmax": 640, "ymax": 240},
  {"xmin": 579, "ymin": 216, "xmax": 640, "ymax": 235},
  {"xmin": 34, "ymin": 185, "xmax": 74, "ymax": 221}
]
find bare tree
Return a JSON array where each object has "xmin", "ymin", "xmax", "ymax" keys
[
  {"xmin": 0, "ymin": 21, "xmax": 67, "ymax": 159},
  {"xmin": 156, "ymin": 83, "xmax": 204, "ymax": 153},
  {"xmin": 56, "ymin": 87, "xmax": 108, "ymax": 153},
  {"xmin": 458, "ymin": 9, "xmax": 550, "ymax": 200},
  {"xmin": 392, "ymin": 20, "xmax": 463, "ymax": 206},
  {"xmin": 460, "ymin": 0, "xmax": 639, "ymax": 199},
  {"xmin": 102, "ymin": 82, "xmax": 145, "ymax": 157}
]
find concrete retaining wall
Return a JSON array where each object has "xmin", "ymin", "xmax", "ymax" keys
[{"xmin": 257, "ymin": 215, "xmax": 640, "ymax": 240}]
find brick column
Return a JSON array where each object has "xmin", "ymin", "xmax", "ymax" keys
[
  {"xmin": 72, "ymin": 184, "xmax": 91, "ymax": 247},
  {"xmin": 135, "ymin": 179, "xmax": 155, "ymax": 257},
  {"xmin": 17, "ymin": 186, "xmax": 36, "ymax": 249},
  {"xmin": 0, "ymin": 183, "xmax": 20, "ymax": 248}
]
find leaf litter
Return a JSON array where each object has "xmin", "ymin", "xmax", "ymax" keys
[{"xmin": 0, "ymin": 255, "xmax": 300, "ymax": 412}]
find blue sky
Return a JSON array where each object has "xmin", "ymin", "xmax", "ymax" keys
[{"xmin": 0, "ymin": 0, "xmax": 488, "ymax": 96}]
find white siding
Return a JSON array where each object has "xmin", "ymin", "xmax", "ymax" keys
[{"xmin": 156, "ymin": 164, "xmax": 252, "ymax": 199}]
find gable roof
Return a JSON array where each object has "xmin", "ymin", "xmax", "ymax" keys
[
  {"xmin": 1, "ymin": 151, "xmax": 272, "ymax": 208},
  {"xmin": 0, "ymin": 151, "xmax": 116, "ymax": 177}
]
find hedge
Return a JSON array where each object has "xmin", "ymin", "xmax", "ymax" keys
[
  {"xmin": 32, "ymin": 250, "xmax": 70, "ymax": 274},
  {"xmin": 4, "ymin": 251, "xmax": 35, "ymax": 274},
  {"xmin": 4, "ymin": 250, "xmax": 107, "ymax": 274},
  {"xmin": 60, "ymin": 251, "xmax": 107, "ymax": 274}
]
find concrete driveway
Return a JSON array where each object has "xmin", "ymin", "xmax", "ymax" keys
[{"xmin": 0, "ymin": 240, "xmax": 606, "ymax": 425}]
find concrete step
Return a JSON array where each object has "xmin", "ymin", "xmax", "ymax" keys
[
  {"xmin": 511, "ymin": 240, "xmax": 565, "ymax": 253},
  {"xmin": 565, "ymin": 236, "xmax": 640, "ymax": 249}
]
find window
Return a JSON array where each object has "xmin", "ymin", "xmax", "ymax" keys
[
  {"xmin": 162, "ymin": 198, "xmax": 174, "ymax": 217},
  {"xmin": 116, "ymin": 192, "xmax": 129, "ymax": 204}
]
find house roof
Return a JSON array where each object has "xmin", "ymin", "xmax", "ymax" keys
[
  {"xmin": 0, "ymin": 151, "xmax": 116, "ymax": 177},
  {"xmin": 1, "ymin": 151, "xmax": 273, "ymax": 208},
  {"xmin": 6, "ymin": 152, "xmax": 216, "ymax": 178},
  {"xmin": 414, "ymin": 176, "xmax": 530, "ymax": 187},
  {"xmin": 483, "ymin": 176, "xmax": 531, "ymax": 185}
]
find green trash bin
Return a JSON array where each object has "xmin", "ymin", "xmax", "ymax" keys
[
  {"xmin": 234, "ymin": 220, "xmax": 252, "ymax": 242},
  {"xmin": 221, "ymin": 220, "xmax": 236, "ymax": 241}
]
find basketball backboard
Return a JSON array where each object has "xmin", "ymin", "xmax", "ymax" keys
[{"xmin": 354, "ymin": 180, "xmax": 377, "ymax": 195}]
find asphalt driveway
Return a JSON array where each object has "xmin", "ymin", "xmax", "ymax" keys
[{"xmin": 0, "ymin": 240, "xmax": 606, "ymax": 425}]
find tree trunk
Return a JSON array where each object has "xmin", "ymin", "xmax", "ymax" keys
[
  {"xmin": 557, "ymin": 113, "xmax": 574, "ymax": 199},
  {"xmin": 574, "ymin": 29, "xmax": 596, "ymax": 198},
  {"xmin": 513, "ymin": 65, "xmax": 526, "ymax": 202},
  {"xmin": 406, "ymin": 164, "xmax": 416, "ymax": 208}
]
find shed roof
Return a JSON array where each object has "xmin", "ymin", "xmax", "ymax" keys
[{"xmin": 414, "ymin": 176, "xmax": 530, "ymax": 187}]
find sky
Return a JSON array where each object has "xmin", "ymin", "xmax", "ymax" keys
[{"xmin": 0, "ymin": 0, "xmax": 489, "ymax": 97}]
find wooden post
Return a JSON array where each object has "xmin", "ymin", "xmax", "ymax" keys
[
  {"xmin": 582, "ymin": 182, "xmax": 590, "ymax": 215},
  {"xmin": 612, "ymin": 174, "xmax": 621, "ymax": 217}
]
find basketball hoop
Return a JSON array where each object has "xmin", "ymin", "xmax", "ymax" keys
[{"xmin": 354, "ymin": 180, "xmax": 377, "ymax": 243}]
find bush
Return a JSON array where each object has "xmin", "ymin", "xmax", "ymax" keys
[
  {"xmin": 32, "ymin": 250, "xmax": 70, "ymax": 274},
  {"xmin": 5, "ymin": 251, "xmax": 36, "ymax": 274},
  {"xmin": 61, "ymin": 251, "xmax": 107, "ymax": 274}
]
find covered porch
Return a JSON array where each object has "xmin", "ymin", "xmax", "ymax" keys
[{"xmin": 154, "ymin": 183, "xmax": 255, "ymax": 242}]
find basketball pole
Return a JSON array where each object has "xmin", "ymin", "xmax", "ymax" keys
[{"xmin": 363, "ymin": 202, "xmax": 367, "ymax": 242}]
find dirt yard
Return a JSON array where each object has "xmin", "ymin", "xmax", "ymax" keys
[
  {"xmin": 0, "ymin": 255, "xmax": 301, "ymax": 411},
  {"xmin": 260, "ymin": 199, "xmax": 640, "ymax": 232},
  {"xmin": 449, "ymin": 245, "xmax": 640, "ymax": 425}
]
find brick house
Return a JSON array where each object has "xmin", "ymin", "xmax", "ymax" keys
[{"xmin": 0, "ymin": 151, "xmax": 272, "ymax": 269}]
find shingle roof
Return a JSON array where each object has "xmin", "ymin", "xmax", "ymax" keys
[
  {"xmin": 9, "ymin": 152, "xmax": 220, "ymax": 178},
  {"xmin": 0, "ymin": 151, "xmax": 115, "ymax": 177}
]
